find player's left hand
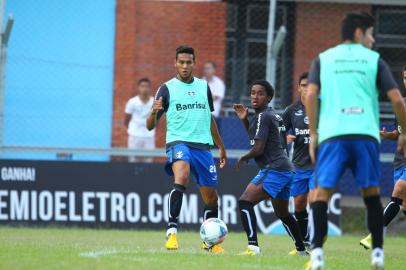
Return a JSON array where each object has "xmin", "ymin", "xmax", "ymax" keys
[
  {"xmin": 309, "ymin": 132, "xmax": 318, "ymax": 164},
  {"xmin": 219, "ymin": 147, "xmax": 227, "ymax": 169}
]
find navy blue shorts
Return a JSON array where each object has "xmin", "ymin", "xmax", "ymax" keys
[
  {"xmin": 165, "ymin": 144, "xmax": 217, "ymax": 188},
  {"xmin": 290, "ymin": 169, "xmax": 314, "ymax": 197},
  {"xmin": 315, "ymin": 139, "xmax": 380, "ymax": 189},
  {"xmin": 394, "ymin": 165, "xmax": 406, "ymax": 184},
  {"xmin": 250, "ymin": 169, "xmax": 293, "ymax": 201}
]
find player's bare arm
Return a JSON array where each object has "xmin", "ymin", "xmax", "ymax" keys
[
  {"xmin": 146, "ymin": 97, "xmax": 163, "ymax": 130},
  {"xmin": 236, "ymin": 139, "xmax": 265, "ymax": 170},
  {"xmin": 387, "ymin": 89, "xmax": 406, "ymax": 155},
  {"xmin": 210, "ymin": 116, "xmax": 227, "ymax": 168},
  {"xmin": 304, "ymin": 83, "xmax": 319, "ymax": 163},
  {"xmin": 233, "ymin": 104, "xmax": 249, "ymax": 131}
]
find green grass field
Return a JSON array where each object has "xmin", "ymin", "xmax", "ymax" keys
[{"xmin": 0, "ymin": 227, "xmax": 404, "ymax": 270}]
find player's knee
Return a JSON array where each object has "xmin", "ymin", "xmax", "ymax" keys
[
  {"xmin": 239, "ymin": 193, "xmax": 253, "ymax": 203},
  {"xmin": 294, "ymin": 201, "xmax": 306, "ymax": 212},
  {"xmin": 294, "ymin": 196, "xmax": 307, "ymax": 212},
  {"xmin": 174, "ymin": 173, "xmax": 189, "ymax": 186},
  {"xmin": 203, "ymin": 191, "xmax": 218, "ymax": 207},
  {"xmin": 394, "ymin": 180, "xmax": 406, "ymax": 197}
]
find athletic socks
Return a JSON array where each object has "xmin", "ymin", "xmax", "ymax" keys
[
  {"xmin": 310, "ymin": 201, "xmax": 328, "ymax": 249},
  {"xmin": 307, "ymin": 208, "xmax": 314, "ymax": 244},
  {"xmin": 279, "ymin": 214, "xmax": 306, "ymax": 251},
  {"xmin": 239, "ymin": 200, "xmax": 258, "ymax": 246},
  {"xmin": 364, "ymin": 195, "xmax": 384, "ymax": 249},
  {"xmin": 383, "ymin": 197, "xmax": 402, "ymax": 227},
  {"xmin": 294, "ymin": 210, "xmax": 309, "ymax": 242},
  {"xmin": 166, "ymin": 184, "xmax": 186, "ymax": 236},
  {"xmin": 203, "ymin": 205, "xmax": 219, "ymax": 221}
]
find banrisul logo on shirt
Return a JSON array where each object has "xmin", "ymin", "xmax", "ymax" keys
[{"xmin": 175, "ymin": 102, "xmax": 207, "ymax": 111}]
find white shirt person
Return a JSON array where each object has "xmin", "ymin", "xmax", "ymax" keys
[
  {"xmin": 203, "ymin": 61, "xmax": 226, "ymax": 118},
  {"xmin": 124, "ymin": 78, "xmax": 155, "ymax": 162}
]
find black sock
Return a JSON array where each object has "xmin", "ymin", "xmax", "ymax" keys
[
  {"xmin": 294, "ymin": 210, "xmax": 309, "ymax": 242},
  {"xmin": 167, "ymin": 184, "xmax": 186, "ymax": 230},
  {"xmin": 279, "ymin": 214, "xmax": 305, "ymax": 251},
  {"xmin": 239, "ymin": 200, "xmax": 258, "ymax": 246},
  {"xmin": 203, "ymin": 205, "xmax": 219, "ymax": 220},
  {"xmin": 364, "ymin": 195, "xmax": 384, "ymax": 249},
  {"xmin": 311, "ymin": 201, "xmax": 328, "ymax": 249},
  {"xmin": 403, "ymin": 210, "xmax": 406, "ymax": 217},
  {"xmin": 383, "ymin": 197, "xmax": 402, "ymax": 227}
]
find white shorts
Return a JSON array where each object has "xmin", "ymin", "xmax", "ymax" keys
[{"xmin": 128, "ymin": 136, "xmax": 155, "ymax": 162}]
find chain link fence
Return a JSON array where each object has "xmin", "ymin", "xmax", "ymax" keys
[{"xmin": 1, "ymin": 0, "xmax": 406, "ymax": 234}]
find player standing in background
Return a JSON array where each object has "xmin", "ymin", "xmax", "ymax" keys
[
  {"xmin": 305, "ymin": 13, "xmax": 406, "ymax": 270},
  {"xmin": 203, "ymin": 61, "xmax": 226, "ymax": 118},
  {"xmin": 146, "ymin": 46, "xmax": 227, "ymax": 253},
  {"xmin": 283, "ymin": 72, "xmax": 315, "ymax": 253},
  {"xmin": 360, "ymin": 65, "xmax": 406, "ymax": 249},
  {"xmin": 234, "ymin": 80, "xmax": 308, "ymax": 256},
  {"xmin": 124, "ymin": 78, "xmax": 155, "ymax": 163}
]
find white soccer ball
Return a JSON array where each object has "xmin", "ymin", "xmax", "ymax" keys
[{"xmin": 200, "ymin": 218, "xmax": 228, "ymax": 247}]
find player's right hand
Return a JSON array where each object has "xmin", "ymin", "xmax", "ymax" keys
[
  {"xmin": 397, "ymin": 133, "xmax": 406, "ymax": 157},
  {"xmin": 287, "ymin": 134, "xmax": 296, "ymax": 144},
  {"xmin": 233, "ymin": 104, "xmax": 248, "ymax": 120},
  {"xmin": 152, "ymin": 97, "xmax": 163, "ymax": 113},
  {"xmin": 380, "ymin": 127, "xmax": 390, "ymax": 139}
]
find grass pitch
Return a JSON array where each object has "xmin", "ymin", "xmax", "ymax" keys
[{"xmin": 0, "ymin": 227, "xmax": 405, "ymax": 270}]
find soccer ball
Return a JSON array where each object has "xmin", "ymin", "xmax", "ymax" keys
[{"xmin": 200, "ymin": 218, "xmax": 228, "ymax": 247}]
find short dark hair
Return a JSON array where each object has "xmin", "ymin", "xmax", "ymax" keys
[
  {"xmin": 251, "ymin": 80, "xmax": 274, "ymax": 99},
  {"xmin": 341, "ymin": 12, "xmax": 374, "ymax": 41},
  {"xmin": 176, "ymin": 45, "xmax": 195, "ymax": 61},
  {"xmin": 403, "ymin": 65, "xmax": 406, "ymax": 72},
  {"xmin": 138, "ymin": 77, "xmax": 151, "ymax": 85},
  {"xmin": 298, "ymin": 72, "xmax": 308, "ymax": 85},
  {"xmin": 205, "ymin": 61, "xmax": 216, "ymax": 69}
]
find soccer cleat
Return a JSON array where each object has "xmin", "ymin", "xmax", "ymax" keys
[
  {"xmin": 360, "ymin": 234, "xmax": 372, "ymax": 250},
  {"xmin": 305, "ymin": 259, "xmax": 324, "ymax": 270},
  {"xmin": 290, "ymin": 249, "xmax": 310, "ymax": 256},
  {"xmin": 289, "ymin": 249, "xmax": 298, "ymax": 256},
  {"xmin": 209, "ymin": 244, "xmax": 225, "ymax": 254},
  {"xmin": 165, "ymin": 234, "xmax": 178, "ymax": 250},
  {"xmin": 371, "ymin": 248, "xmax": 384, "ymax": 270},
  {"xmin": 201, "ymin": 242, "xmax": 210, "ymax": 250},
  {"xmin": 239, "ymin": 245, "xmax": 260, "ymax": 256}
]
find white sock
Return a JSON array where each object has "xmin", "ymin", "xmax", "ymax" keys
[
  {"xmin": 311, "ymin": 247, "xmax": 323, "ymax": 261},
  {"xmin": 248, "ymin": 245, "xmax": 260, "ymax": 253},
  {"xmin": 166, "ymin": 227, "xmax": 177, "ymax": 237},
  {"xmin": 372, "ymin": 248, "xmax": 384, "ymax": 258}
]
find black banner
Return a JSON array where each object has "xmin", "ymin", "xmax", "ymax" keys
[{"xmin": 0, "ymin": 160, "xmax": 341, "ymax": 235}]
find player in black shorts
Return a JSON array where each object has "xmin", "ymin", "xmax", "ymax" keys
[
  {"xmin": 234, "ymin": 80, "xmax": 308, "ymax": 256},
  {"xmin": 283, "ymin": 72, "xmax": 315, "ymax": 252}
]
